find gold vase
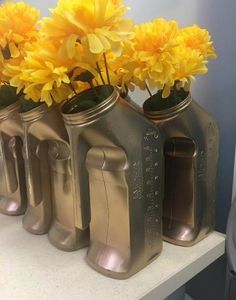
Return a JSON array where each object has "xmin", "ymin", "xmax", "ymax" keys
[
  {"xmin": 0, "ymin": 101, "xmax": 27, "ymax": 216},
  {"xmin": 62, "ymin": 86, "xmax": 163, "ymax": 278},
  {"xmin": 20, "ymin": 104, "xmax": 67, "ymax": 235},
  {"xmin": 143, "ymin": 93, "xmax": 219, "ymax": 246}
]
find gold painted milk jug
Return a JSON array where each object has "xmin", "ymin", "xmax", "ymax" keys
[
  {"xmin": 0, "ymin": 101, "xmax": 27, "ymax": 216},
  {"xmin": 20, "ymin": 103, "xmax": 66, "ymax": 235},
  {"xmin": 20, "ymin": 101, "xmax": 90, "ymax": 250},
  {"xmin": 61, "ymin": 85, "xmax": 163, "ymax": 279},
  {"xmin": 143, "ymin": 91, "xmax": 219, "ymax": 246}
]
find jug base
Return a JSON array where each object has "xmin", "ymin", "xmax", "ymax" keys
[
  {"xmin": 22, "ymin": 204, "xmax": 51, "ymax": 235},
  {"xmin": 163, "ymin": 219, "xmax": 213, "ymax": 246},
  {"xmin": 86, "ymin": 241, "xmax": 161, "ymax": 279},
  {"xmin": 0, "ymin": 196, "xmax": 26, "ymax": 216},
  {"xmin": 48, "ymin": 221, "xmax": 89, "ymax": 252}
]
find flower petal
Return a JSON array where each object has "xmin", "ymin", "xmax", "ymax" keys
[
  {"xmin": 87, "ymin": 33, "xmax": 104, "ymax": 54},
  {"xmin": 9, "ymin": 42, "xmax": 20, "ymax": 58}
]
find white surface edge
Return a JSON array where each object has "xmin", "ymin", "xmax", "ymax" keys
[
  {"xmin": 0, "ymin": 216, "xmax": 225, "ymax": 300},
  {"xmin": 141, "ymin": 232, "xmax": 225, "ymax": 300}
]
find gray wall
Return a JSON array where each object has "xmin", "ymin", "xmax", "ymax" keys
[{"xmin": 14, "ymin": 0, "xmax": 236, "ymax": 231}]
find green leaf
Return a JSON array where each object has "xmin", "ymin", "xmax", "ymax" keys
[
  {"xmin": 143, "ymin": 87, "xmax": 189, "ymax": 112},
  {"xmin": 19, "ymin": 95, "xmax": 42, "ymax": 113},
  {"xmin": 74, "ymin": 71, "xmax": 95, "ymax": 82},
  {"xmin": 62, "ymin": 85, "xmax": 114, "ymax": 114},
  {"xmin": 0, "ymin": 85, "xmax": 19, "ymax": 109}
]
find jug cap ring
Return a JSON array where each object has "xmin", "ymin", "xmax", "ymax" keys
[
  {"xmin": 143, "ymin": 93, "xmax": 192, "ymax": 121},
  {"xmin": 19, "ymin": 103, "xmax": 55, "ymax": 123},
  {"xmin": 0, "ymin": 101, "xmax": 20, "ymax": 121},
  {"xmin": 61, "ymin": 85, "xmax": 119, "ymax": 126}
]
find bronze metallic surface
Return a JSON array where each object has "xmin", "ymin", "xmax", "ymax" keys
[
  {"xmin": 62, "ymin": 86, "xmax": 163, "ymax": 279},
  {"xmin": 20, "ymin": 105, "xmax": 69, "ymax": 238},
  {"xmin": 18, "ymin": 103, "xmax": 91, "ymax": 250},
  {"xmin": 20, "ymin": 102, "xmax": 89, "ymax": 249},
  {"xmin": 143, "ymin": 94, "xmax": 219, "ymax": 246},
  {"xmin": 48, "ymin": 139, "xmax": 89, "ymax": 251},
  {"xmin": 0, "ymin": 101, "xmax": 27, "ymax": 216}
]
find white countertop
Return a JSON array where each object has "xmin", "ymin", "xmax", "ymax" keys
[{"xmin": 0, "ymin": 215, "xmax": 225, "ymax": 300}]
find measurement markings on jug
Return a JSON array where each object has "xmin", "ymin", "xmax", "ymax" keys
[
  {"xmin": 143, "ymin": 128, "xmax": 161, "ymax": 249},
  {"xmin": 198, "ymin": 150, "xmax": 206, "ymax": 180},
  {"xmin": 207, "ymin": 123, "xmax": 216, "ymax": 151},
  {"xmin": 132, "ymin": 161, "xmax": 142, "ymax": 203}
]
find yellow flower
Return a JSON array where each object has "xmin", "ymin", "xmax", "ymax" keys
[
  {"xmin": 7, "ymin": 40, "xmax": 86, "ymax": 106},
  {"xmin": 41, "ymin": 0, "xmax": 133, "ymax": 59},
  {"xmin": 168, "ymin": 46, "xmax": 208, "ymax": 93},
  {"xmin": 174, "ymin": 46, "xmax": 208, "ymax": 83},
  {"xmin": 125, "ymin": 18, "xmax": 179, "ymax": 91},
  {"xmin": 177, "ymin": 25, "xmax": 217, "ymax": 59},
  {"xmin": 0, "ymin": 2, "xmax": 39, "ymax": 61},
  {"xmin": 0, "ymin": 2, "xmax": 39, "ymax": 89},
  {"xmin": 106, "ymin": 51, "xmax": 144, "ymax": 92}
]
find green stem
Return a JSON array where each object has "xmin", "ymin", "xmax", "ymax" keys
[
  {"xmin": 69, "ymin": 83, "xmax": 77, "ymax": 95},
  {"xmin": 124, "ymin": 84, "xmax": 129, "ymax": 98},
  {"xmin": 96, "ymin": 62, "xmax": 106, "ymax": 85},
  {"xmin": 145, "ymin": 82, "xmax": 152, "ymax": 97},
  {"xmin": 89, "ymin": 80, "xmax": 99, "ymax": 100},
  {"xmin": 103, "ymin": 53, "xmax": 111, "ymax": 86}
]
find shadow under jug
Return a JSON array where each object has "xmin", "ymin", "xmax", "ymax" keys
[
  {"xmin": 0, "ymin": 101, "xmax": 27, "ymax": 215},
  {"xmin": 20, "ymin": 103, "xmax": 68, "ymax": 235},
  {"xmin": 61, "ymin": 86, "xmax": 163, "ymax": 279},
  {"xmin": 143, "ymin": 92, "xmax": 219, "ymax": 246}
]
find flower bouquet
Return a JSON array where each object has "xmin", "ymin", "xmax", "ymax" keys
[
  {"xmin": 0, "ymin": 0, "xmax": 219, "ymax": 277},
  {"xmin": 0, "ymin": 2, "xmax": 39, "ymax": 108},
  {"xmin": 0, "ymin": 2, "xmax": 39, "ymax": 216}
]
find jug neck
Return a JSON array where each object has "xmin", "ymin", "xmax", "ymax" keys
[
  {"xmin": 143, "ymin": 93, "xmax": 192, "ymax": 122},
  {"xmin": 61, "ymin": 85, "xmax": 119, "ymax": 126},
  {"xmin": 0, "ymin": 101, "xmax": 20, "ymax": 121},
  {"xmin": 20, "ymin": 103, "xmax": 54, "ymax": 123}
]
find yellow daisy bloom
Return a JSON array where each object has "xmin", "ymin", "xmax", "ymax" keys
[
  {"xmin": 126, "ymin": 18, "xmax": 179, "ymax": 91},
  {"xmin": 174, "ymin": 46, "xmax": 208, "ymax": 83},
  {"xmin": 106, "ymin": 50, "xmax": 144, "ymax": 92},
  {"xmin": 0, "ymin": 2, "xmax": 39, "ymax": 61},
  {"xmin": 177, "ymin": 25, "xmax": 217, "ymax": 59},
  {"xmin": 41, "ymin": 0, "xmax": 133, "ymax": 59},
  {"xmin": 7, "ymin": 40, "xmax": 86, "ymax": 106}
]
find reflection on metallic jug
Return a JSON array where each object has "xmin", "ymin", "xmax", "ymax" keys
[
  {"xmin": 0, "ymin": 101, "xmax": 27, "ymax": 216},
  {"xmin": 48, "ymin": 140, "xmax": 89, "ymax": 251},
  {"xmin": 20, "ymin": 104, "xmax": 68, "ymax": 235},
  {"xmin": 61, "ymin": 86, "xmax": 163, "ymax": 279},
  {"xmin": 143, "ymin": 93, "xmax": 219, "ymax": 246}
]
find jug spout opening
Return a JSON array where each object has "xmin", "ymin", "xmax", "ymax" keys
[
  {"xmin": 143, "ymin": 89, "xmax": 192, "ymax": 121},
  {"xmin": 0, "ymin": 101, "xmax": 21, "ymax": 121},
  {"xmin": 19, "ymin": 101, "xmax": 55, "ymax": 123},
  {"xmin": 61, "ymin": 85, "xmax": 119, "ymax": 126}
]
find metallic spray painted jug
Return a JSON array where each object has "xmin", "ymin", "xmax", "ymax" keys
[
  {"xmin": 48, "ymin": 124, "xmax": 89, "ymax": 251},
  {"xmin": 0, "ymin": 101, "xmax": 27, "ymax": 216},
  {"xmin": 20, "ymin": 102, "xmax": 89, "ymax": 251},
  {"xmin": 20, "ymin": 104, "xmax": 67, "ymax": 235},
  {"xmin": 61, "ymin": 86, "xmax": 163, "ymax": 279},
  {"xmin": 143, "ymin": 92, "xmax": 219, "ymax": 246}
]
